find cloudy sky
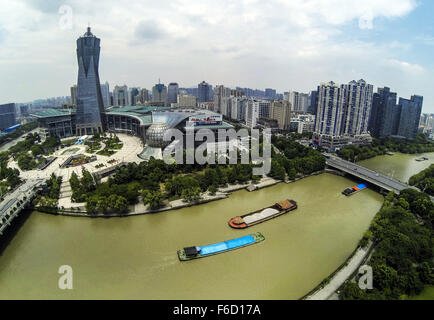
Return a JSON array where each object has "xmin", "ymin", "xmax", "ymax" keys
[{"xmin": 0, "ymin": 0, "xmax": 433, "ymax": 112}]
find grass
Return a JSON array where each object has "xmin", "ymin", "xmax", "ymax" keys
[
  {"xmin": 409, "ymin": 286, "xmax": 434, "ymax": 300},
  {"xmin": 61, "ymin": 147, "xmax": 80, "ymax": 155}
]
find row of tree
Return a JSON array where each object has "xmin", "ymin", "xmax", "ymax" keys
[
  {"xmin": 409, "ymin": 164, "xmax": 434, "ymax": 196},
  {"xmin": 271, "ymin": 136, "xmax": 326, "ymax": 180},
  {"xmin": 337, "ymin": 134, "xmax": 434, "ymax": 162},
  {"xmin": 341, "ymin": 189, "xmax": 434, "ymax": 300}
]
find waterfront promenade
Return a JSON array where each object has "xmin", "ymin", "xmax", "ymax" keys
[{"xmin": 305, "ymin": 242, "xmax": 373, "ymax": 300}]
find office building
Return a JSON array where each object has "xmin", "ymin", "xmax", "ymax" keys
[
  {"xmin": 70, "ymin": 85, "xmax": 77, "ymax": 107},
  {"xmin": 152, "ymin": 82, "xmax": 168, "ymax": 105},
  {"xmin": 75, "ymin": 27, "xmax": 106, "ymax": 135},
  {"xmin": 177, "ymin": 94, "xmax": 197, "ymax": 108},
  {"xmin": 167, "ymin": 83, "xmax": 179, "ymax": 105},
  {"xmin": 0, "ymin": 103, "xmax": 17, "ymax": 131},
  {"xmin": 270, "ymin": 100, "xmax": 292, "ymax": 130},
  {"xmin": 198, "ymin": 81, "xmax": 213, "ymax": 103},
  {"xmin": 113, "ymin": 85, "xmax": 130, "ymax": 107},
  {"xmin": 368, "ymin": 87, "xmax": 397, "ymax": 138},
  {"xmin": 396, "ymin": 95, "xmax": 423, "ymax": 139},
  {"xmin": 100, "ymin": 82, "xmax": 110, "ymax": 108}
]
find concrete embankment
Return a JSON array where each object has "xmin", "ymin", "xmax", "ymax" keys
[{"xmin": 303, "ymin": 241, "xmax": 374, "ymax": 300}]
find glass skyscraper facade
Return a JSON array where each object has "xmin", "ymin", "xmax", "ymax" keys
[
  {"xmin": 75, "ymin": 27, "xmax": 106, "ymax": 135},
  {"xmin": 396, "ymin": 95, "xmax": 423, "ymax": 139},
  {"xmin": 368, "ymin": 87, "xmax": 397, "ymax": 138}
]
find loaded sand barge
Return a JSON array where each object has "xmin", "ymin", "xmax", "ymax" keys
[{"xmin": 228, "ymin": 199, "xmax": 298, "ymax": 229}]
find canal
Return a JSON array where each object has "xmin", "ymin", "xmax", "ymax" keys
[{"xmin": 0, "ymin": 153, "xmax": 431, "ymax": 299}]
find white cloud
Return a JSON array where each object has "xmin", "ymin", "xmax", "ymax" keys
[
  {"xmin": 386, "ymin": 59, "xmax": 425, "ymax": 75},
  {"xmin": 0, "ymin": 0, "xmax": 431, "ymax": 112}
]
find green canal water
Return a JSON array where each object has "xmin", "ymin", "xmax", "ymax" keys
[{"xmin": 0, "ymin": 153, "xmax": 431, "ymax": 299}]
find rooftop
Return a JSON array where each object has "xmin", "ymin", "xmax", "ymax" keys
[{"xmin": 30, "ymin": 109, "xmax": 75, "ymax": 118}]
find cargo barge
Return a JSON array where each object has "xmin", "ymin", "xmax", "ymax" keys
[
  {"xmin": 177, "ymin": 232, "xmax": 265, "ymax": 261},
  {"xmin": 228, "ymin": 199, "xmax": 297, "ymax": 229},
  {"xmin": 342, "ymin": 184, "xmax": 367, "ymax": 196}
]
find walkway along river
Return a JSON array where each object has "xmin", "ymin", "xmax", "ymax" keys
[{"xmin": 0, "ymin": 152, "xmax": 431, "ymax": 299}]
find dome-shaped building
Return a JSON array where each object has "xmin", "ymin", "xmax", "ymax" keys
[{"xmin": 145, "ymin": 123, "xmax": 171, "ymax": 148}]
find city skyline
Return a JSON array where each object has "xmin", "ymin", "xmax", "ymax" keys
[{"xmin": 0, "ymin": 0, "xmax": 433, "ymax": 113}]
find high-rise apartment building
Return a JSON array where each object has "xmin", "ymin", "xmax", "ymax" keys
[
  {"xmin": 258, "ymin": 100, "xmax": 271, "ymax": 119},
  {"xmin": 213, "ymin": 85, "xmax": 231, "ymax": 115},
  {"xmin": 75, "ymin": 27, "xmax": 106, "ymax": 135},
  {"xmin": 245, "ymin": 99, "xmax": 259, "ymax": 128},
  {"xmin": 313, "ymin": 79, "xmax": 373, "ymax": 150},
  {"xmin": 342, "ymin": 79, "xmax": 373, "ymax": 136},
  {"xmin": 130, "ymin": 87, "xmax": 140, "ymax": 106},
  {"xmin": 270, "ymin": 100, "xmax": 292, "ymax": 130}
]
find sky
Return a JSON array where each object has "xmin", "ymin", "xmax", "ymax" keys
[{"xmin": 0, "ymin": 0, "xmax": 433, "ymax": 112}]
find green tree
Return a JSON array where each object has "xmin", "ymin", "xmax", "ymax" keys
[{"xmin": 143, "ymin": 190, "xmax": 164, "ymax": 210}]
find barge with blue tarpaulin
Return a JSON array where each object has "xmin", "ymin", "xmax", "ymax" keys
[
  {"xmin": 342, "ymin": 184, "xmax": 367, "ymax": 196},
  {"xmin": 177, "ymin": 232, "xmax": 265, "ymax": 261}
]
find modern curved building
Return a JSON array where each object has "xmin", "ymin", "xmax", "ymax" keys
[{"xmin": 75, "ymin": 27, "xmax": 106, "ymax": 135}]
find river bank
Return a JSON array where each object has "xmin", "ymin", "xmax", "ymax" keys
[
  {"xmin": 303, "ymin": 241, "xmax": 374, "ymax": 300},
  {"xmin": 46, "ymin": 176, "xmax": 287, "ymax": 217}
]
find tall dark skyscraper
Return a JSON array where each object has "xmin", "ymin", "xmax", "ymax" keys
[
  {"xmin": 75, "ymin": 27, "xmax": 106, "ymax": 136},
  {"xmin": 0, "ymin": 103, "xmax": 17, "ymax": 131},
  {"xmin": 197, "ymin": 81, "xmax": 213, "ymax": 102},
  {"xmin": 368, "ymin": 87, "xmax": 397, "ymax": 138},
  {"xmin": 396, "ymin": 95, "xmax": 423, "ymax": 139},
  {"xmin": 167, "ymin": 83, "xmax": 179, "ymax": 105}
]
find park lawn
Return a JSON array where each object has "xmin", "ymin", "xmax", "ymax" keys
[{"xmin": 410, "ymin": 286, "xmax": 434, "ymax": 300}]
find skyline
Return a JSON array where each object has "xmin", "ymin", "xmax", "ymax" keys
[{"xmin": 0, "ymin": 0, "xmax": 434, "ymax": 112}]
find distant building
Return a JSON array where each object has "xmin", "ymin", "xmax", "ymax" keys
[
  {"xmin": 245, "ymin": 99, "xmax": 259, "ymax": 128},
  {"xmin": 258, "ymin": 100, "xmax": 271, "ymax": 119},
  {"xmin": 368, "ymin": 87, "xmax": 397, "ymax": 138},
  {"xmin": 265, "ymin": 88, "xmax": 277, "ymax": 100},
  {"xmin": 396, "ymin": 95, "xmax": 423, "ymax": 139},
  {"xmin": 270, "ymin": 100, "xmax": 292, "ymax": 130},
  {"xmin": 100, "ymin": 82, "xmax": 110, "ymax": 108},
  {"xmin": 152, "ymin": 83, "xmax": 168, "ymax": 105},
  {"xmin": 113, "ymin": 85, "xmax": 130, "ymax": 107},
  {"xmin": 198, "ymin": 81, "xmax": 213, "ymax": 103},
  {"xmin": 0, "ymin": 103, "xmax": 17, "ymax": 131},
  {"xmin": 167, "ymin": 83, "xmax": 179, "ymax": 105},
  {"xmin": 308, "ymin": 90, "xmax": 319, "ymax": 115},
  {"xmin": 75, "ymin": 27, "xmax": 106, "ymax": 135},
  {"xmin": 137, "ymin": 88, "xmax": 149, "ymax": 104},
  {"xmin": 177, "ymin": 94, "xmax": 197, "ymax": 108},
  {"xmin": 230, "ymin": 97, "xmax": 247, "ymax": 122},
  {"xmin": 213, "ymin": 85, "xmax": 231, "ymax": 115},
  {"xmin": 130, "ymin": 87, "xmax": 140, "ymax": 106},
  {"xmin": 290, "ymin": 114, "xmax": 315, "ymax": 134},
  {"xmin": 70, "ymin": 85, "xmax": 77, "ymax": 107}
]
